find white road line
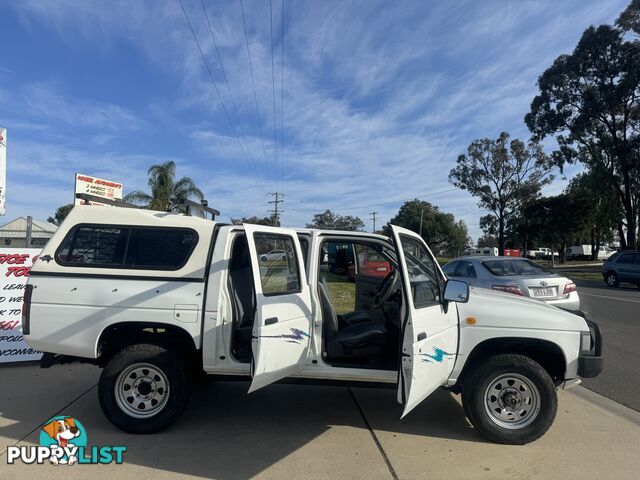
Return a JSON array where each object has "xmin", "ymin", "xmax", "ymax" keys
[{"xmin": 580, "ymin": 292, "xmax": 640, "ymax": 304}]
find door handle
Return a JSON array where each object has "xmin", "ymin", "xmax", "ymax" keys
[
  {"xmin": 265, "ymin": 317, "xmax": 279, "ymax": 326},
  {"xmin": 417, "ymin": 332, "xmax": 427, "ymax": 341}
]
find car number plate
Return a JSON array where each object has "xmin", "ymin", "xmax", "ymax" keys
[{"xmin": 532, "ymin": 287, "xmax": 554, "ymax": 297}]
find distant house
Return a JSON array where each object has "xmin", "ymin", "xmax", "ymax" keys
[{"xmin": 0, "ymin": 217, "xmax": 58, "ymax": 248}]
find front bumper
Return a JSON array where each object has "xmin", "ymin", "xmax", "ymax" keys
[{"xmin": 577, "ymin": 317, "xmax": 604, "ymax": 378}]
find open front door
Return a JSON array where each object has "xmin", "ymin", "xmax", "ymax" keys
[
  {"xmin": 391, "ymin": 225, "xmax": 459, "ymax": 417},
  {"xmin": 244, "ymin": 224, "xmax": 313, "ymax": 393}
]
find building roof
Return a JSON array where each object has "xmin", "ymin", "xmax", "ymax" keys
[{"xmin": 0, "ymin": 217, "xmax": 58, "ymax": 238}]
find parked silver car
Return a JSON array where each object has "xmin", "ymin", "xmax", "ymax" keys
[{"xmin": 443, "ymin": 256, "xmax": 579, "ymax": 310}]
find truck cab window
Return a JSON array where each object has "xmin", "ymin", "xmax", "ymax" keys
[
  {"xmin": 254, "ymin": 233, "xmax": 301, "ymax": 295},
  {"xmin": 297, "ymin": 235, "xmax": 310, "ymax": 281},
  {"xmin": 399, "ymin": 235, "xmax": 441, "ymax": 307}
]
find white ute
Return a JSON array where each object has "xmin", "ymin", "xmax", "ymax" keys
[{"xmin": 23, "ymin": 205, "xmax": 603, "ymax": 444}]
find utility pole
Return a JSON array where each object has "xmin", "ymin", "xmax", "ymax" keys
[
  {"xmin": 370, "ymin": 212, "xmax": 378, "ymax": 233},
  {"xmin": 268, "ymin": 192, "xmax": 285, "ymax": 227},
  {"xmin": 419, "ymin": 208, "xmax": 424, "ymax": 237}
]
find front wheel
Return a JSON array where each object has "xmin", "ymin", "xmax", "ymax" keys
[
  {"xmin": 98, "ymin": 344, "xmax": 191, "ymax": 434},
  {"xmin": 605, "ymin": 272, "xmax": 619, "ymax": 287},
  {"xmin": 461, "ymin": 354, "xmax": 557, "ymax": 444}
]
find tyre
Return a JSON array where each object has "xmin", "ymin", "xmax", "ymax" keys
[
  {"xmin": 461, "ymin": 354, "xmax": 557, "ymax": 445},
  {"xmin": 605, "ymin": 271, "xmax": 619, "ymax": 287},
  {"xmin": 98, "ymin": 344, "xmax": 191, "ymax": 434}
]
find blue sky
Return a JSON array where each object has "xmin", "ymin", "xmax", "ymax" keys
[{"xmin": 0, "ymin": 0, "xmax": 629, "ymax": 240}]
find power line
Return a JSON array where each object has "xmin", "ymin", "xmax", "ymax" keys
[
  {"xmin": 176, "ymin": 0, "xmax": 252, "ymax": 170},
  {"xmin": 269, "ymin": 0, "xmax": 279, "ymax": 191},
  {"xmin": 200, "ymin": 0, "xmax": 258, "ymax": 175},
  {"xmin": 286, "ymin": 188, "xmax": 459, "ymax": 213},
  {"xmin": 240, "ymin": 0, "xmax": 271, "ymax": 188},
  {"xmin": 268, "ymin": 191, "xmax": 285, "ymax": 227}
]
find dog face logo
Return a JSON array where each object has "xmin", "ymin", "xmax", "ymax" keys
[
  {"xmin": 40, "ymin": 417, "xmax": 85, "ymax": 465},
  {"xmin": 42, "ymin": 418, "xmax": 80, "ymax": 448}
]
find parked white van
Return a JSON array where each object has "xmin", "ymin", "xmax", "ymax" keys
[
  {"xmin": 567, "ymin": 245, "xmax": 614, "ymax": 261},
  {"xmin": 24, "ymin": 205, "xmax": 603, "ymax": 444}
]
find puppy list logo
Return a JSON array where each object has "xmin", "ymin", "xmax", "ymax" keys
[{"xmin": 6, "ymin": 416, "xmax": 126, "ymax": 466}]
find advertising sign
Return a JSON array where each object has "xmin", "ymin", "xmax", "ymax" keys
[
  {"xmin": 0, "ymin": 127, "xmax": 6, "ymax": 216},
  {"xmin": 74, "ymin": 173, "xmax": 123, "ymax": 206},
  {"xmin": 0, "ymin": 248, "xmax": 42, "ymax": 363}
]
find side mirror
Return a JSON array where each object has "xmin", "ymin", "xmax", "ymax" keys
[{"xmin": 443, "ymin": 279, "xmax": 469, "ymax": 303}]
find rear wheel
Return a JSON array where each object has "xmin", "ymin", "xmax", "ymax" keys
[
  {"xmin": 605, "ymin": 272, "xmax": 619, "ymax": 287},
  {"xmin": 462, "ymin": 354, "xmax": 557, "ymax": 444},
  {"xmin": 99, "ymin": 344, "xmax": 191, "ymax": 434}
]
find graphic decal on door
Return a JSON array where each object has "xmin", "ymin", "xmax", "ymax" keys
[
  {"xmin": 420, "ymin": 347, "xmax": 454, "ymax": 363},
  {"xmin": 259, "ymin": 328, "xmax": 310, "ymax": 344}
]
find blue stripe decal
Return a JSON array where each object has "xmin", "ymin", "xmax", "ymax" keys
[
  {"xmin": 259, "ymin": 328, "xmax": 310, "ymax": 344},
  {"xmin": 420, "ymin": 347, "xmax": 454, "ymax": 363}
]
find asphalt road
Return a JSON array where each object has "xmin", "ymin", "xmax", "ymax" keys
[{"xmin": 575, "ymin": 280, "xmax": 640, "ymax": 411}]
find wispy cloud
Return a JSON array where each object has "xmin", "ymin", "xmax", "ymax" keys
[
  {"xmin": 2, "ymin": 0, "xmax": 631, "ymax": 239},
  {"xmin": 21, "ymin": 83, "xmax": 140, "ymax": 131}
]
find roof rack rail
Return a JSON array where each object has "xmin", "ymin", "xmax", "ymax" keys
[
  {"xmin": 75, "ymin": 193, "xmax": 220, "ymax": 220},
  {"xmin": 75, "ymin": 193, "xmax": 140, "ymax": 209},
  {"xmin": 182, "ymin": 199, "xmax": 220, "ymax": 220}
]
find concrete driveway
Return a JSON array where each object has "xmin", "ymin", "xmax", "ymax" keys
[{"xmin": 1, "ymin": 363, "xmax": 639, "ymax": 479}]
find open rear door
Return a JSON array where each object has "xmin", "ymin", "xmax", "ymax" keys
[
  {"xmin": 244, "ymin": 224, "xmax": 313, "ymax": 393},
  {"xmin": 391, "ymin": 225, "xmax": 459, "ymax": 418}
]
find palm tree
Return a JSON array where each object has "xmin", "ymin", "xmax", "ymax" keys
[{"xmin": 124, "ymin": 161, "xmax": 204, "ymax": 214}]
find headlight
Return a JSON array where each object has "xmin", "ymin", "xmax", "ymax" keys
[{"xmin": 580, "ymin": 331, "xmax": 593, "ymax": 353}]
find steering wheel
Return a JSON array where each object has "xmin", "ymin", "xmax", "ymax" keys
[{"xmin": 374, "ymin": 270, "xmax": 399, "ymax": 308}]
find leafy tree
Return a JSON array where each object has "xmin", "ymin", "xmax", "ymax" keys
[
  {"xmin": 449, "ymin": 132, "xmax": 554, "ymax": 255},
  {"xmin": 124, "ymin": 161, "xmax": 204, "ymax": 214},
  {"xmin": 617, "ymin": 0, "xmax": 640, "ymax": 36},
  {"xmin": 479, "ymin": 214, "xmax": 498, "ymax": 237},
  {"xmin": 306, "ymin": 210, "xmax": 364, "ymax": 231},
  {"xmin": 47, "ymin": 203, "xmax": 74, "ymax": 226},
  {"xmin": 230, "ymin": 215, "xmax": 276, "ymax": 226},
  {"xmin": 526, "ymin": 24, "xmax": 640, "ymax": 249},
  {"xmin": 477, "ymin": 234, "xmax": 498, "ymax": 248},
  {"xmin": 565, "ymin": 169, "xmax": 619, "ymax": 259},
  {"xmin": 382, "ymin": 199, "xmax": 470, "ymax": 255},
  {"xmin": 523, "ymin": 194, "xmax": 591, "ymax": 263}
]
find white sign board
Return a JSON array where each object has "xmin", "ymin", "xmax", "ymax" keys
[
  {"xmin": 74, "ymin": 173, "xmax": 123, "ymax": 206},
  {"xmin": 0, "ymin": 248, "xmax": 42, "ymax": 363},
  {"xmin": 0, "ymin": 127, "xmax": 6, "ymax": 216}
]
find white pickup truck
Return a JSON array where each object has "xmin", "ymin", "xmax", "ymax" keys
[
  {"xmin": 23, "ymin": 206, "xmax": 603, "ymax": 444},
  {"xmin": 526, "ymin": 248, "xmax": 559, "ymax": 260}
]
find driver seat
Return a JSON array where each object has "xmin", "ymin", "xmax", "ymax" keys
[{"xmin": 318, "ymin": 282, "xmax": 387, "ymax": 361}]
